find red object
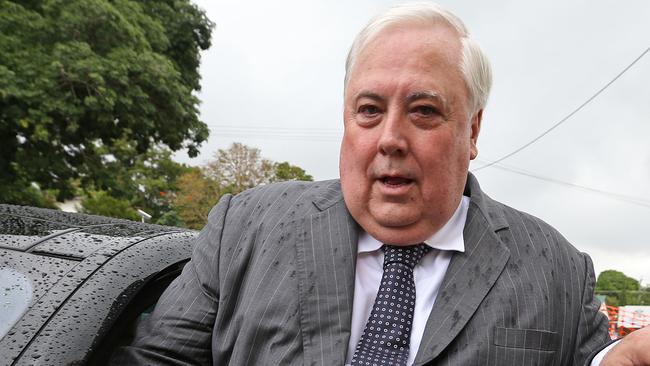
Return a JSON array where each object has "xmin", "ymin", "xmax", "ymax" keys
[{"xmin": 603, "ymin": 305, "xmax": 650, "ymax": 339}]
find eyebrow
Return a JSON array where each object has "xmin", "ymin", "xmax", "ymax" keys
[
  {"xmin": 353, "ymin": 90, "xmax": 448, "ymax": 110},
  {"xmin": 405, "ymin": 91, "xmax": 448, "ymax": 109},
  {"xmin": 354, "ymin": 90, "xmax": 384, "ymax": 103}
]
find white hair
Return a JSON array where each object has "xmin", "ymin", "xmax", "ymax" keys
[{"xmin": 344, "ymin": 2, "xmax": 492, "ymax": 114}]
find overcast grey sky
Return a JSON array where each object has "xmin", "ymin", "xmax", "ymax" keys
[{"xmin": 179, "ymin": 0, "xmax": 650, "ymax": 283}]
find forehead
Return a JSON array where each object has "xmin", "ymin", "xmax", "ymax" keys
[{"xmin": 346, "ymin": 24, "xmax": 466, "ymax": 101}]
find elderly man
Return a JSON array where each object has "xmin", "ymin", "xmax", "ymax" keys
[{"xmin": 115, "ymin": 2, "xmax": 650, "ymax": 365}]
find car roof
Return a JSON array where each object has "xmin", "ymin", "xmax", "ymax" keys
[{"xmin": 0, "ymin": 204, "xmax": 187, "ymax": 260}]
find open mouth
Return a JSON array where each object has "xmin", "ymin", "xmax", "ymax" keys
[{"xmin": 380, "ymin": 176, "xmax": 414, "ymax": 186}]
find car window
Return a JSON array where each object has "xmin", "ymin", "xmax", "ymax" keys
[
  {"xmin": 0, "ymin": 267, "xmax": 34, "ymax": 339},
  {"xmin": 0, "ymin": 249, "xmax": 79, "ymax": 364},
  {"xmin": 89, "ymin": 261, "xmax": 188, "ymax": 365}
]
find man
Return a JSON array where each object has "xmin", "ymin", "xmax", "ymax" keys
[{"xmin": 114, "ymin": 3, "xmax": 650, "ymax": 365}]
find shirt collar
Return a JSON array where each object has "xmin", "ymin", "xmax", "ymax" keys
[{"xmin": 358, "ymin": 196, "xmax": 469, "ymax": 254}]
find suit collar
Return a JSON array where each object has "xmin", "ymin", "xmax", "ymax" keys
[
  {"xmin": 464, "ymin": 172, "xmax": 509, "ymax": 232},
  {"xmin": 295, "ymin": 182, "xmax": 359, "ymax": 365},
  {"xmin": 413, "ymin": 173, "xmax": 511, "ymax": 364},
  {"xmin": 312, "ymin": 180, "xmax": 345, "ymax": 211}
]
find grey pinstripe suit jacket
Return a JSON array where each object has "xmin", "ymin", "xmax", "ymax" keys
[{"xmin": 115, "ymin": 174, "xmax": 610, "ymax": 365}]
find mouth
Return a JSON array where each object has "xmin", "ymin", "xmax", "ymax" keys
[{"xmin": 378, "ymin": 175, "xmax": 415, "ymax": 187}]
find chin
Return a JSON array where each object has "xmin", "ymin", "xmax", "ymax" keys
[
  {"xmin": 370, "ymin": 202, "xmax": 421, "ymax": 226},
  {"xmin": 362, "ymin": 213, "xmax": 435, "ymax": 245},
  {"xmin": 366, "ymin": 225, "xmax": 431, "ymax": 246}
]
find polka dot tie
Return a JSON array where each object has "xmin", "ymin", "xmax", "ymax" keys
[{"xmin": 351, "ymin": 244, "xmax": 431, "ymax": 366}]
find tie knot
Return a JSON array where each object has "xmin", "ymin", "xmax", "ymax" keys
[{"xmin": 383, "ymin": 244, "xmax": 431, "ymax": 269}]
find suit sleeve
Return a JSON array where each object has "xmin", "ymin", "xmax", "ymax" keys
[
  {"xmin": 110, "ymin": 194, "xmax": 232, "ymax": 365},
  {"xmin": 574, "ymin": 253, "xmax": 612, "ymax": 366}
]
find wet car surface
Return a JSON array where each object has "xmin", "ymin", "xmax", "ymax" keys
[{"xmin": 0, "ymin": 204, "xmax": 198, "ymax": 365}]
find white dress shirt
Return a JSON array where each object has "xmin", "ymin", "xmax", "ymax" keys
[
  {"xmin": 344, "ymin": 195, "xmax": 612, "ymax": 365},
  {"xmin": 345, "ymin": 196, "xmax": 469, "ymax": 365}
]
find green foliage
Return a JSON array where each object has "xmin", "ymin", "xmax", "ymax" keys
[
  {"xmin": 155, "ymin": 209, "xmax": 184, "ymax": 227},
  {"xmin": 596, "ymin": 270, "xmax": 640, "ymax": 292},
  {"xmin": 272, "ymin": 161, "xmax": 313, "ymax": 182},
  {"xmin": 595, "ymin": 270, "xmax": 649, "ymax": 306},
  {"xmin": 88, "ymin": 142, "xmax": 192, "ymax": 222},
  {"xmin": 0, "ymin": 0, "xmax": 213, "ymax": 201},
  {"xmin": 0, "ymin": 180, "xmax": 58, "ymax": 209},
  {"xmin": 598, "ymin": 291, "xmax": 650, "ymax": 307},
  {"xmin": 636, "ymin": 291, "xmax": 650, "ymax": 306},
  {"xmin": 80, "ymin": 189, "xmax": 139, "ymax": 220}
]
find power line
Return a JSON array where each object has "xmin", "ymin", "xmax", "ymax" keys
[
  {"xmin": 473, "ymin": 47, "xmax": 650, "ymax": 172},
  {"xmin": 474, "ymin": 159, "xmax": 650, "ymax": 209},
  {"xmin": 206, "ymin": 124, "xmax": 341, "ymax": 133},
  {"xmin": 206, "ymin": 124, "xmax": 342, "ymax": 141}
]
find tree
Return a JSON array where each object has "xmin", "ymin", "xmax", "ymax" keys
[
  {"xmin": 77, "ymin": 142, "xmax": 192, "ymax": 222},
  {"xmin": 174, "ymin": 168, "xmax": 221, "ymax": 229},
  {"xmin": 205, "ymin": 142, "xmax": 275, "ymax": 195},
  {"xmin": 0, "ymin": 0, "xmax": 213, "ymax": 204},
  {"xmin": 1, "ymin": 181, "xmax": 58, "ymax": 209},
  {"xmin": 596, "ymin": 270, "xmax": 644, "ymax": 306},
  {"xmin": 80, "ymin": 189, "xmax": 139, "ymax": 221},
  {"xmin": 272, "ymin": 161, "xmax": 313, "ymax": 182},
  {"xmin": 112, "ymin": 143, "xmax": 190, "ymax": 222},
  {"xmin": 155, "ymin": 209, "xmax": 184, "ymax": 228},
  {"xmin": 596, "ymin": 270, "xmax": 640, "ymax": 292},
  {"xmin": 205, "ymin": 143, "xmax": 314, "ymax": 195},
  {"xmin": 179, "ymin": 143, "xmax": 314, "ymax": 228}
]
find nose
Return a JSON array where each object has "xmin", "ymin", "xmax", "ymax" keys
[{"xmin": 377, "ymin": 111, "xmax": 408, "ymax": 156}]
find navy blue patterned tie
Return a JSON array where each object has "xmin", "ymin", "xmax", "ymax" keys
[{"xmin": 351, "ymin": 244, "xmax": 431, "ymax": 366}]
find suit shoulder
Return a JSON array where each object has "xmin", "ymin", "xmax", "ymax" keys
[
  {"xmin": 232, "ymin": 179, "xmax": 340, "ymax": 204},
  {"xmin": 492, "ymin": 199, "xmax": 584, "ymax": 258},
  {"xmin": 222, "ymin": 179, "xmax": 340, "ymax": 223},
  {"xmin": 486, "ymin": 199, "xmax": 595, "ymax": 290}
]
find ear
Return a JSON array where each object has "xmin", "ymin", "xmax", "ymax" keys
[{"xmin": 469, "ymin": 109, "xmax": 482, "ymax": 160}]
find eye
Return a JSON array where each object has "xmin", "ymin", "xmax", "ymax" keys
[
  {"xmin": 411, "ymin": 105, "xmax": 439, "ymax": 117},
  {"xmin": 358, "ymin": 104, "xmax": 381, "ymax": 117}
]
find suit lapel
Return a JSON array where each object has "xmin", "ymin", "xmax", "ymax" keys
[
  {"xmin": 294, "ymin": 183, "xmax": 359, "ymax": 366},
  {"xmin": 414, "ymin": 174, "xmax": 511, "ymax": 364}
]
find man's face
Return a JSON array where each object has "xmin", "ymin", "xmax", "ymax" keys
[{"xmin": 340, "ymin": 24, "xmax": 481, "ymax": 245}]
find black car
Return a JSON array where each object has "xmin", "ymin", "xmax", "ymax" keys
[{"xmin": 0, "ymin": 204, "xmax": 198, "ymax": 365}]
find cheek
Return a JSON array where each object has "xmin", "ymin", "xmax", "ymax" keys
[
  {"xmin": 340, "ymin": 132, "xmax": 373, "ymax": 215},
  {"xmin": 341, "ymin": 130, "xmax": 376, "ymax": 169},
  {"xmin": 414, "ymin": 134, "xmax": 466, "ymax": 196},
  {"xmin": 340, "ymin": 134, "xmax": 364, "ymax": 184},
  {"xmin": 424, "ymin": 128, "xmax": 472, "ymax": 165}
]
